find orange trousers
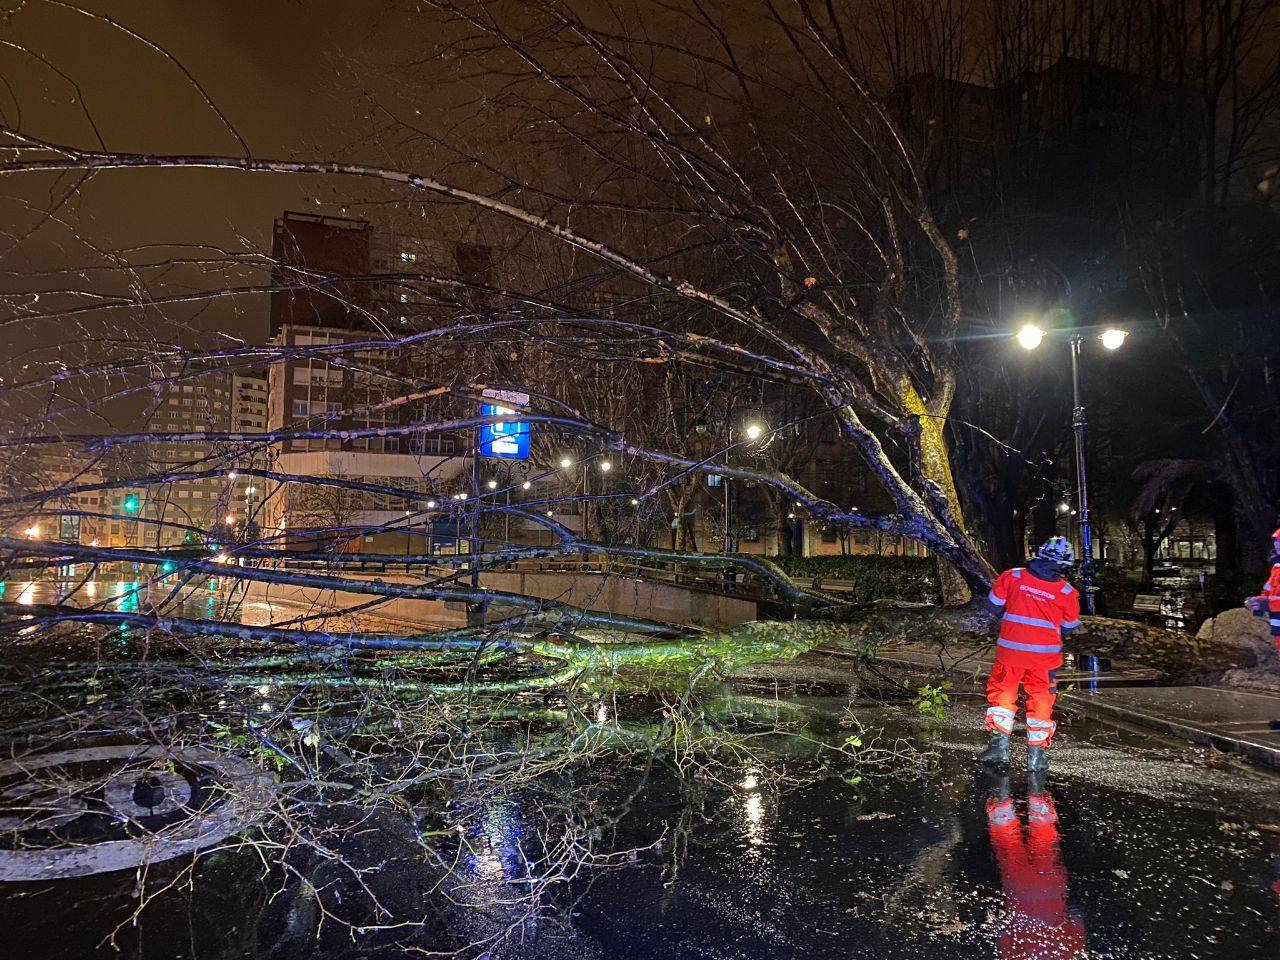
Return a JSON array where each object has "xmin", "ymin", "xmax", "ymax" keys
[{"xmin": 984, "ymin": 659, "xmax": 1058, "ymax": 745}]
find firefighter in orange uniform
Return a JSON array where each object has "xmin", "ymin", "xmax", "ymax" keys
[
  {"xmin": 986, "ymin": 774, "xmax": 1087, "ymax": 959},
  {"xmin": 1243, "ymin": 527, "xmax": 1280, "ymax": 649},
  {"xmin": 978, "ymin": 537, "xmax": 1081, "ymax": 772},
  {"xmin": 1243, "ymin": 527, "xmax": 1280, "ymax": 731}
]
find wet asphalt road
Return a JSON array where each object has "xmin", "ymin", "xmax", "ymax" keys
[
  {"xmin": 1, "ymin": 694, "xmax": 1276, "ymax": 959},
  {"xmin": 1, "ymin": 574, "xmax": 1278, "ymax": 958}
]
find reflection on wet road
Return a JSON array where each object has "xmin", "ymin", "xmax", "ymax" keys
[
  {"xmin": 0, "ymin": 567, "xmax": 377, "ymax": 631},
  {"xmin": 552, "ymin": 701, "xmax": 1279, "ymax": 960}
]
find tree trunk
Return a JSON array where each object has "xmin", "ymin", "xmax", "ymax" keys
[
  {"xmin": 904, "ymin": 384, "xmax": 973, "ymax": 605},
  {"xmin": 1211, "ymin": 482, "xmax": 1239, "ymax": 575}
]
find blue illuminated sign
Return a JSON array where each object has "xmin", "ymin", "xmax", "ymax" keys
[{"xmin": 479, "ymin": 392, "xmax": 530, "ymax": 460}]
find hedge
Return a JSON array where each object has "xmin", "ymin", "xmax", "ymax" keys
[{"xmin": 767, "ymin": 554, "xmax": 941, "ymax": 604}]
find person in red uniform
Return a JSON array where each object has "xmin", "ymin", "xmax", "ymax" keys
[
  {"xmin": 1243, "ymin": 527, "xmax": 1280, "ymax": 730},
  {"xmin": 1243, "ymin": 527, "xmax": 1280, "ymax": 647},
  {"xmin": 978, "ymin": 537, "xmax": 1081, "ymax": 772},
  {"xmin": 985, "ymin": 773, "xmax": 1087, "ymax": 959}
]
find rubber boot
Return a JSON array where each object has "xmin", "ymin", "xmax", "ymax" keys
[
  {"xmin": 977, "ymin": 732, "xmax": 1011, "ymax": 765},
  {"xmin": 1027, "ymin": 744, "xmax": 1049, "ymax": 773}
]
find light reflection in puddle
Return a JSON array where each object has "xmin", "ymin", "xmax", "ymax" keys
[
  {"xmin": 739, "ymin": 765, "xmax": 768, "ymax": 851},
  {"xmin": 464, "ymin": 799, "xmax": 525, "ymax": 884}
]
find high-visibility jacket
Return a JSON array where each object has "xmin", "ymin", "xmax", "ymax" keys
[
  {"xmin": 1250, "ymin": 559, "xmax": 1280, "ymax": 639},
  {"xmin": 988, "ymin": 568, "xmax": 1080, "ymax": 665}
]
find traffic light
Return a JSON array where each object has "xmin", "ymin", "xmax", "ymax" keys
[{"xmin": 122, "ymin": 494, "xmax": 140, "ymax": 514}]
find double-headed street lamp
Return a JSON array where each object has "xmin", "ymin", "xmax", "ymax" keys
[
  {"xmin": 1017, "ymin": 320, "xmax": 1128, "ymax": 614},
  {"xmin": 556, "ymin": 454, "xmax": 613, "ymax": 541}
]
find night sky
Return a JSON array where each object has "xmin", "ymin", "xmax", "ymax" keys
[{"xmin": 0, "ymin": 0, "xmax": 410, "ymax": 343}]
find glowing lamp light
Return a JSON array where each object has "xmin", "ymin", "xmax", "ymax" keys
[
  {"xmin": 546, "ymin": 510, "xmax": 554, "ymax": 517},
  {"xmin": 1100, "ymin": 328, "xmax": 1128, "ymax": 351},
  {"xmin": 227, "ymin": 471, "xmax": 238, "ymax": 480},
  {"xmin": 744, "ymin": 421, "xmax": 765, "ymax": 441},
  {"xmin": 1058, "ymin": 502, "xmax": 1070, "ymax": 514},
  {"xmin": 1016, "ymin": 323, "xmax": 1046, "ymax": 350},
  {"xmin": 598, "ymin": 460, "xmax": 612, "ymax": 472},
  {"xmin": 559, "ymin": 456, "xmax": 573, "ymax": 470},
  {"xmin": 426, "ymin": 500, "xmax": 437, "ymax": 508},
  {"xmin": 630, "ymin": 498, "xmax": 640, "ymax": 506},
  {"xmin": 487, "ymin": 479, "xmax": 498, "ymax": 490},
  {"xmin": 521, "ymin": 481, "xmax": 531, "ymax": 490},
  {"xmin": 23, "ymin": 525, "xmax": 40, "ymax": 539},
  {"xmin": 122, "ymin": 494, "xmax": 140, "ymax": 514},
  {"xmin": 224, "ymin": 515, "xmax": 236, "ymax": 525}
]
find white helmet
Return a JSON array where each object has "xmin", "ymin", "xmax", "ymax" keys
[{"xmin": 1036, "ymin": 536, "xmax": 1076, "ymax": 566}]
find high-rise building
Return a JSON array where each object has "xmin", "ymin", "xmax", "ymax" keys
[
  {"xmin": 263, "ymin": 212, "xmax": 487, "ymax": 553},
  {"xmin": 93, "ymin": 371, "xmax": 274, "ymax": 549}
]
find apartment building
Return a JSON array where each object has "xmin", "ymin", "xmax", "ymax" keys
[
  {"xmin": 93, "ymin": 371, "xmax": 272, "ymax": 548},
  {"xmin": 264, "ymin": 212, "xmax": 490, "ymax": 552}
]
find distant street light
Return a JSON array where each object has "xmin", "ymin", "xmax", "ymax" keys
[
  {"xmin": 227, "ymin": 471, "xmax": 237, "ymax": 480},
  {"xmin": 23, "ymin": 525, "xmax": 39, "ymax": 539},
  {"xmin": 598, "ymin": 460, "xmax": 612, "ymax": 472},
  {"xmin": 559, "ymin": 456, "xmax": 573, "ymax": 470},
  {"xmin": 426, "ymin": 499, "xmax": 437, "ymax": 508},
  {"xmin": 487, "ymin": 479, "xmax": 498, "ymax": 489},
  {"xmin": 521, "ymin": 481, "xmax": 531, "ymax": 490},
  {"xmin": 1016, "ymin": 323, "xmax": 1047, "ymax": 351},
  {"xmin": 630, "ymin": 498, "xmax": 640, "ymax": 506},
  {"xmin": 224, "ymin": 515, "xmax": 235, "ymax": 526},
  {"xmin": 1016, "ymin": 321, "xmax": 1128, "ymax": 614},
  {"xmin": 744, "ymin": 421, "xmax": 765, "ymax": 441},
  {"xmin": 1100, "ymin": 328, "xmax": 1128, "ymax": 351}
]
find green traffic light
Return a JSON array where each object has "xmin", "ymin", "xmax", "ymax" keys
[{"xmin": 123, "ymin": 494, "xmax": 140, "ymax": 513}]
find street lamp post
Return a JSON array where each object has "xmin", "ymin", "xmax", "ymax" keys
[
  {"xmin": 1068, "ymin": 333, "xmax": 1096, "ymax": 614},
  {"xmin": 1019, "ymin": 322, "xmax": 1127, "ymax": 615},
  {"xmin": 723, "ymin": 420, "xmax": 765, "ymax": 591}
]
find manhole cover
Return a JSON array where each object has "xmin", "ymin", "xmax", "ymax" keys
[{"xmin": 0, "ymin": 745, "xmax": 275, "ymax": 881}]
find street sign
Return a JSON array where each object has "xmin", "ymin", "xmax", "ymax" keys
[{"xmin": 479, "ymin": 389, "xmax": 531, "ymax": 460}]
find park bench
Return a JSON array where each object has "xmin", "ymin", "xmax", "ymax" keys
[{"xmin": 1133, "ymin": 593, "xmax": 1163, "ymax": 614}]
